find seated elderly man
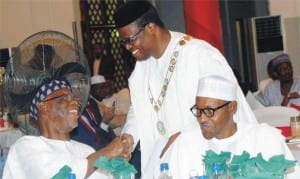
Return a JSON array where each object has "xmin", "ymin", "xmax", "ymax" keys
[
  {"xmin": 3, "ymin": 78, "xmax": 129, "ymax": 179},
  {"xmin": 256, "ymin": 53, "xmax": 300, "ymax": 108},
  {"xmin": 156, "ymin": 75, "xmax": 300, "ymax": 178}
]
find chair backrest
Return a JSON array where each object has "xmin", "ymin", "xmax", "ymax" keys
[
  {"xmin": 246, "ymin": 91, "xmax": 264, "ymax": 110},
  {"xmin": 258, "ymin": 78, "xmax": 274, "ymax": 92},
  {"xmin": 253, "ymin": 106, "xmax": 300, "ymax": 127}
]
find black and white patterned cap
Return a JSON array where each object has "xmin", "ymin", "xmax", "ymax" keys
[{"xmin": 29, "ymin": 77, "xmax": 71, "ymax": 120}]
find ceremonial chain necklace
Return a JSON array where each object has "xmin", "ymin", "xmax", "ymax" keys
[{"xmin": 148, "ymin": 35, "xmax": 191, "ymax": 136}]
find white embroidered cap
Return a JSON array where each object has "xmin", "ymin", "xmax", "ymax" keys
[
  {"xmin": 197, "ymin": 75, "xmax": 237, "ymax": 101},
  {"xmin": 91, "ymin": 75, "xmax": 106, "ymax": 85}
]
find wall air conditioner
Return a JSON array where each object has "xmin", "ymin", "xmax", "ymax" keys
[{"xmin": 249, "ymin": 15, "xmax": 285, "ymax": 87}]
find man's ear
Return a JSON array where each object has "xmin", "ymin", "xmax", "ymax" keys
[
  {"xmin": 229, "ymin": 101, "xmax": 237, "ymax": 114},
  {"xmin": 38, "ymin": 102, "xmax": 47, "ymax": 112},
  {"xmin": 145, "ymin": 22, "xmax": 155, "ymax": 32}
]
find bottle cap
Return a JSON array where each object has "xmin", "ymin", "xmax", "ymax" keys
[
  {"xmin": 160, "ymin": 163, "xmax": 169, "ymax": 171},
  {"xmin": 67, "ymin": 173, "xmax": 76, "ymax": 179},
  {"xmin": 198, "ymin": 176, "xmax": 208, "ymax": 179},
  {"xmin": 210, "ymin": 164, "xmax": 222, "ymax": 172}
]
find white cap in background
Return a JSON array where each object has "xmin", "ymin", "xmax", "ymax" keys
[{"xmin": 91, "ymin": 75, "xmax": 106, "ymax": 85}]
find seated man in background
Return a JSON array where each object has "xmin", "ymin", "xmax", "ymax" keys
[
  {"xmin": 257, "ymin": 57, "xmax": 278, "ymax": 92},
  {"xmin": 91, "ymin": 75, "xmax": 130, "ymax": 136},
  {"xmin": 3, "ymin": 78, "xmax": 129, "ymax": 179},
  {"xmin": 256, "ymin": 53, "xmax": 300, "ymax": 108},
  {"xmin": 156, "ymin": 75, "xmax": 300, "ymax": 178},
  {"xmin": 70, "ymin": 75, "xmax": 116, "ymax": 150}
]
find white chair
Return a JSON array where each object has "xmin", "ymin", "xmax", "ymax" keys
[
  {"xmin": 258, "ymin": 78, "xmax": 273, "ymax": 92},
  {"xmin": 253, "ymin": 106, "xmax": 300, "ymax": 127},
  {"xmin": 246, "ymin": 91, "xmax": 265, "ymax": 110}
]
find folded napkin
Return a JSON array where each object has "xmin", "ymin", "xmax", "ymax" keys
[
  {"xmin": 229, "ymin": 151, "xmax": 254, "ymax": 178},
  {"xmin": 202, "ymin": 150, "xmax": 231, "ymax": 175},
  {"xmin": 203, "ymin": 150, "xmax": 296, "ymax": 179},
  {"xmin": 51, "ymin": 165, "xmax": 72, "ymax": 179},
  {"xmin": 94, "ymin": 156, "xmax": 137, "ymax": 179},
  {"xmin": 255, "ymin": 153, "xmax": 296, "ymax": 178}
]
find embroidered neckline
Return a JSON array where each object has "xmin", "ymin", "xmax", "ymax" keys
[
  {"xmin": 148, "ymin": 35, "xmax": 191, "ymax": 113},
  {"xmin": 147, "ymin": 35, "xmax": 192, "ymax": 135}
]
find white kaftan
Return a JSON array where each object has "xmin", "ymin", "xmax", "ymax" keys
[
  {"xmin": 122, "ymin": 31, "xmax": 257, "ymax": 178},
  {"xmin": 3, "ymin": 136, "xmax": 110, "ymax": 179},
  {"xmin": 157, "ymin": 123, "xmax": 300, "ymax": 179}
]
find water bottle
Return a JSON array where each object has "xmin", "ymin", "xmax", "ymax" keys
[
  {"xmin": 67, "ymin": 173, "xmax": 76, "ymax": 179},
  {"xmin": 159, "ymin": 163, "xmax": 172, "ymax": 179},
  {"xmin": 209, "ymin": 164, "xmax": 226, "ymax": 179}
]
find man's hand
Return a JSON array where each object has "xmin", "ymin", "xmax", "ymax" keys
[
  {"xmin": 86, "ymin": 136, "xmax": 127, "ymax": 176},
  {"xmin": 101, "ymin": 104, "xmax": 115, "ymax": 124},
  {"xmin": 109, "ymin": 114, "xmax": 127, "ymax": 129},
  {"xmin": 282, "ymin": 94, "xmax": 290, "ymax": 106},
  {"xmin": 100, "ymin": 137, "xmax": 125, "ymax": 159},
  {"xmin": 120, "ymin": 133, "xmax": 134, "ymax": 160},
  {"xmin": 288, "ymin": 92, "xmax": 300, "ymax": 99}
]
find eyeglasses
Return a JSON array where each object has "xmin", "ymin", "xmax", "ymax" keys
[
  {"xmin": 190, "ymin": 101, "xmax": 231, "ymax": 118},
  {"xmin": 120, "ymin": 28, "xmax": 144, "ymax": 46},
  {"xmin": 42, "ymin": 94, "xmax": 76, "ymax": 103}
]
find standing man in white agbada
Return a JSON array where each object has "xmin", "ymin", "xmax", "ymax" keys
[
  {"xmin": 158, "ymin": 75, "xmax": 300, "ymax": 178},
  {"xmin": 113, "ymin": 1, "xmax": 257, "ymax": 177}
]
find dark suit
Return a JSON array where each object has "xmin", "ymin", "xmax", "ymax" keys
[{"xmin": 70, "ymin": 97, "xmax": 116, "ymax": 150}]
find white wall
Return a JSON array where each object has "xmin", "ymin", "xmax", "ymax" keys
[
  {"xmin": 270, "ymin": 0, "xmax": 300, "ymax": 77},
  {"xmin": 0, "ymin": 0, "xmax": 82, "ymax": 49}
]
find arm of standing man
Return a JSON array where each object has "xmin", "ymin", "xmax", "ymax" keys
[
  {"xmin": 86, "ymin": 136, "xmax": 127, "ymax": 177},
  {"xmin": 120, "ymin": 105, "xmax": 139, "ymax": 156}
]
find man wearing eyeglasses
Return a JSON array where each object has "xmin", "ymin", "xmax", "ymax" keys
[
  {"xmin": 3, "ymin": 78, "xmax": 129, "ymax": 179},
  {"xmin": 154, "ymin": 75, "xmax": 300, "ymax": 178},
  {"xmin": 113, "ymin": 1, "xmax": 257, "ymax": 177}
]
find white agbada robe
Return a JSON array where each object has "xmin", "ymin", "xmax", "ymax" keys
[
  {"xmin": 122, "ymin": 31, "xmax": 257, "ymax": 177},
  {"xmin": 157, "ymin": 123, "xmax": 300, "ymax": 179},
  {"xmin": 3, "ymin": 136, "xmax": 111, "ymax": 179}
]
